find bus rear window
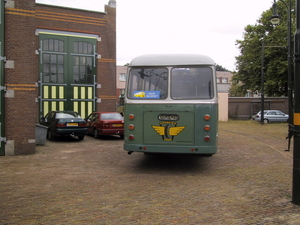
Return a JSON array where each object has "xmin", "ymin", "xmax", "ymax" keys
[
  {"xmin": 127, "ymin": 68, "xmax": 168, "ymax": 99},
  {"xmin": 171, "ymin": 67, "xmax": 214, "ymax": 99}
]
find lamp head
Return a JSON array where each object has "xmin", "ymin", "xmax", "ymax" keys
[{"xmin": 270, "ymin": 0, "xmax": 280, "ymax": 25}]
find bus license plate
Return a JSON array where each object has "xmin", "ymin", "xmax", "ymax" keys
[
  {"xmin": 67, "ymin": 123, "xmax": 78, "ymax": 126},
  {"xmin": 113, "ymin": 124, "xmax": 122, "ymax": 127}
]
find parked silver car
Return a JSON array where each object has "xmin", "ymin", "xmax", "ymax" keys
[{"xmin": 253, "ymin": 110, "xmax": 289, "ymax": 124}]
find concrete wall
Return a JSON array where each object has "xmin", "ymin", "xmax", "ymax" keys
[{"xmin": 228, "ymin": 97, "xmax": 289, "ymax": 120}]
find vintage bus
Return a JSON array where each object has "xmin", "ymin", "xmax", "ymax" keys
[{"xmin": 124, "ymin": 54, "xmax": 218, "ymax": 155}]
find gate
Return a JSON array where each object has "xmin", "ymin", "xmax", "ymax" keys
[{"xmin": 38, "ymin": 31, "xmax": 98, "ymax": 119}]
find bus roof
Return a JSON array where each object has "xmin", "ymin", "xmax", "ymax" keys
[{"xmin": 129, "ymin": 54, "xmax": 215, "ymax": 67}]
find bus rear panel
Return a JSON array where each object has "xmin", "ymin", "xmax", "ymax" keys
[{"xmin": 124, "ymin": 54, "xmax": 218, "ymax": 155}]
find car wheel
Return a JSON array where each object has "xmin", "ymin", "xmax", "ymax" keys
[
  {"xmin": 93, "ymin": 129, "xmax": 99, "ymax": 139},
  {"xmin": 263, "ymin": 119, "xmax": 269, "ymax": 124},
  {"xmin": 78, "ymin": 135, "xmax": 84, "ymax": 141},
  {"xmin": 120, "ymin": 134, "xmax": 124, "ymax": 139},
  {"xmin": 47, "ymin": 130, "xmax": 55, "ymax": 141}
]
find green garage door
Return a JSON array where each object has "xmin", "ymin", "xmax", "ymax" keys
[{"xmin": 38, "ymin": 31, "xmax": 98, "ymax": 119}]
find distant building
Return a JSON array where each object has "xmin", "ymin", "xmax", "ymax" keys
[{"xmin": 216, "ymin": 71, "xmax": 233, "ymax": 93}]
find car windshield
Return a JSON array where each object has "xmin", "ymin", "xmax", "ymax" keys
[
  {"xmin": 56, "ymin": 112, "xmax": 81, "ymax": 119},
  {"xmin": 101, "ymin": 113, "xmax": 123, "ymax": 120}
]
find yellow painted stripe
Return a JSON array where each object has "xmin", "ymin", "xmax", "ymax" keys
[
  {"xmin": 5, "ymin": 11, "xmax": 35, "ymax": 17},
  {"xmin": 6, "ymin": 8, "xmax": 106, "ymax": 26},
  {"xmin": 43, "ymin": 102, "xmax": 48, "ymax": 116},
  {"xmin": 59, "ymin": 86, "xmax": 64, "ymax": 99},
  {"xmin": 81, "ymin": 87, "xmax": 85, "ymax": 99},
  {"xmin": 51, "ymin": 86, "xmax": 56, "ymax": 98},
  {"xmin": 88, "ymin": 87, "xmax": 92, "ymax": 99},
  {"xmin": 36, "ymin": 15, "xmax": 105, "ymax": 26},
  {"xmin": 99, "ymin": 58, "xmax": 116, "ymax": 63},
  {"xmin": 74, "ymin": 87, "xmax": 78, "ymax": 99},
  {"xmin": 6, "ymin": 84, "xmax": 36, "ymax": 87},
  {"xmin": 51, "ymin": 101, "xmax": 56, "ymax": 110},
  {"xmin": 44, "ymin": 86, "xmax": 49, "ymax": 98},
  {"xmin": 36, "ymin": 10, "xmax": 106, "ymax": 22},
  {"xmin": 99, "ymin": 95, "xmax": 117, "ymax": 100},
  {"xmin": 294, "ymin": 113, "xmax": 300, "ymax": 125},
  {"xmin": 59, "ymin": 102, "xmax": 64, "ymax": 111},
  {"xmin": 7, "ymin": 88, "xmax": 36, "ymax": 91}
]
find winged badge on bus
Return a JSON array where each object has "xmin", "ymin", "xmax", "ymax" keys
[{"xmin": 152, "ymin": 122, "xmax": 186, "ymax": 141}]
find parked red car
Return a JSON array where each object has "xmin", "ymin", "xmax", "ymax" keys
[{"xmin": 85, "ymin": 112, "xmax": 124, "ymax": 138}]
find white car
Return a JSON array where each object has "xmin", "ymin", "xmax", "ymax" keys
[{"xmin": 253, "ymin": 110, "xmax": 289, "ymax": 124}]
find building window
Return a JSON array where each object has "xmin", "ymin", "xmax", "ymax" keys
[
  {"xmin": 73, "ymin": 41, "xmax": 94, "ymax": 84},
  {"xmin": 119, "ymin": 73, "xmax": 127, "ymax": 81},
  {"xmin": 222, "ymin": 78, "xmax": 228, "ymax": 83},
  {"xmin": 217, "ymin": 77, "xmax": 220, "ymax": 83},
  {"xmin": 42, "ymin": 39, "xmax": 65, "ymax": 83}
]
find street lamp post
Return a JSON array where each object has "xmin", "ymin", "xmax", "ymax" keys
[
  {"xmin": 272, "ymin": 0, "xmax": 300, "ymax": 205},
  {"xmin": 293, "ymin": 0, "xmax": 300, "ymax": 206},
  {"xmin": 270, "ymin": 0, "xmax": 293, "ymax": 146},
  {"xmin": 261, "ymin": 41, "xmax": 265, "ymax": 125}
]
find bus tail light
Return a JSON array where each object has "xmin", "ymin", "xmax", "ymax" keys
[
  {"xmin": 204, "ymin": 114, "xmax": 211, "ymax": 121},
  {"xmin": 204, "ymin": 135, "xmax": 210, "ymax": 142},
  {"xmin": 128, "ymin": 124, "xmax": 135, "ymax": 130},
  {"xmin": 129, "ymin": 134, "xmax": 135, "ymax": 140},
  {"xmin": 204, "ymin": 125, "xmax": 210, "ymax": 131},
  {"xmin": 129, "ymin": 114, "xmax": 135, "ymax": 120}
]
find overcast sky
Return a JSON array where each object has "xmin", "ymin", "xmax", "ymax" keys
[{"xmin": 36, "ymin": 0, "xmax": 274, "ymax": 71}]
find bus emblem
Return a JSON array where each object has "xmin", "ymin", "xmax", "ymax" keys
[{"xmin": 151, "ymin": 122, "xmax": 185, "ymax": 141}]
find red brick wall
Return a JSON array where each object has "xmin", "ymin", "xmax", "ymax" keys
[
  {"xmin": 4, "ymin": 0, "xmax": 116, "ymax": 154},
  {"xmin": 5, "ymin": 0, "xmax": 38, "ymax": 155}
]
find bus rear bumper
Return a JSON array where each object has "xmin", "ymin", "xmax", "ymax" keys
[{"xmin": 124, "ymin": 144, "xmax": 217, "ymax": 155}]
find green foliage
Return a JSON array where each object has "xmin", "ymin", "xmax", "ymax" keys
[
  {"xmin": 230, "ymin": 1, "xmax": 295, "ymax": 97},
  {"xmin": 216, "ymin": 64, "xmax": 229, "ymax": 71}
]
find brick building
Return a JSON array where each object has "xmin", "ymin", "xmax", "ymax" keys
[{"xmin": 0, "ymin": 0, "xmax": 116, "ymax": 155}]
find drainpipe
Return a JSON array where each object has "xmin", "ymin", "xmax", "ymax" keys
[{"xmin": 0, "ymin": 0, "xmax": 6, "ymax": 156}]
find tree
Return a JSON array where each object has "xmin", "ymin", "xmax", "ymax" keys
[
  {"xmin": 230, "ymin": 1, "xmax": 295, "ymax": 97},
  {"xmin": 216, "ymin": 64, "xmax": 229, "ymax": 71}
]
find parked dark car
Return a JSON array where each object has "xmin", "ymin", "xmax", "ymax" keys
[
  {"xmin": 40, "ymin": 111, "xmax": 87, "ymax": 141},
  {"xmin": 86, "ymin": 112, "xmax": 124, "ymax": 138},
  {"xmin": 253, "ymin": 110, "xmax": 289, "ymax": 124}
]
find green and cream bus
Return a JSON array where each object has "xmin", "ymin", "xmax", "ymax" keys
[{"xmin": 124, "ymin": 54, "xmax": 218, "ymax": 155}]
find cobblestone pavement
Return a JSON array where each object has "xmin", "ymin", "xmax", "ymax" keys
[{"xmin": 1, "ymin": 120, "xmax": 300, "ymax": 224}]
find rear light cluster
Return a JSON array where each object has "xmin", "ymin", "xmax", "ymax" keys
[
  {"xmin": 57, "ymin": 123, "xmax": 66, "ymax": 127},
  {"xmin": 203, "ymin": 114, "xmax": 211, "ymax": 142},
  {"xmin": 128, "ymin": 114, "xmax": 135, "ymax": 140},
  {"xmin": 56, "ymin": 122, "xmax": 86, "ymax": 127},
  {"xmin": 127, "ymin": 113, "xmax": 212, "ymax": 142}
]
